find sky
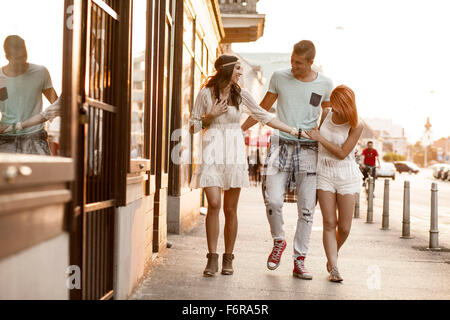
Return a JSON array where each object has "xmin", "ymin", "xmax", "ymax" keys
[
  {"xmin": 233, "ymin": 0, "xmax": 450, "ymax": 144},
  {"xmin": 1, "ymin": 0, "xmax": 449, "ymax": 144}
]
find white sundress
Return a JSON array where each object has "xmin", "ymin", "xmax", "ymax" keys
[{"xmin": 189, "ymin": 87, "xmax": 275, "ymax": 190}]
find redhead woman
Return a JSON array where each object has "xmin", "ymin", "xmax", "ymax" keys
[
  {"xmin": 306, "ymin": 85, "xmax": 363, "ymax": 282},
  {"xmin": 189, "ymin": 55, "xmax": 301, "ymax": 277}
]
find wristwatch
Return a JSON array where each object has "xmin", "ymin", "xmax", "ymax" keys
[{"xmin": 11, "ymin": 122, "xmax": 23, "ymax": 134}]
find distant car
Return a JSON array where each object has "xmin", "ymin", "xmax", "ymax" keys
[
  {"xmin": 394, "ymin": 161, "xmax": 420, "ymax": 174},
  {"xmin": 376, "ymin": 162, "xmax": 396, "ymax": 180},
  {"xmin": 442, "ymin": 168, "xmax": 450, "ymax": 181},
  {"xmin": 431, "ymin": 164, "xmax": 450, "ymax": 179}
]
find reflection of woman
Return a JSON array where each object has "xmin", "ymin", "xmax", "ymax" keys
[
  {"xmin": 305, "ymin": 85, "xmax": 363, "ymax": 282},
  {"xmin": 190, "ymin": 55, "xmax": 301, "ymax": 277}
]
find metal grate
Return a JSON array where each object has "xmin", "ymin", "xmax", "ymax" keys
[
  {"xmin": 82, "ymin": 0, "xmax": 119, "ymax": 300},
  {"xmin": 84, "ymin": 207, "xmax": 115, "ymax": 300}
]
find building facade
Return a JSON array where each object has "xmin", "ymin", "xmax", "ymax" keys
[{"xmin": 364, "ymin": 118, "xmax": 408, "ymax": 157}]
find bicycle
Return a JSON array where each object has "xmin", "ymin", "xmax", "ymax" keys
[{"xmin": 361, "ymin": 165, "xmax": 377, "ymax": 200}]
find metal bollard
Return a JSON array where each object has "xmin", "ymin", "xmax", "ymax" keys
[
  {"xmin": 381, "ymin": 179, "xmax": 390, "ymax": 230},
  {"xmin": 428, "ymin": 182, "xmax": 440, "ymax": 251},
  {"xmin": 366, "ymin": 177, "xmax": 374, "ymax": 224},
  {"xmin": 401, "ymin": 181, "xmax": 412, "ymax": 239},
  {"xmin": 354, "ymin": 193, "xmax": 360, "ymax": 218}
]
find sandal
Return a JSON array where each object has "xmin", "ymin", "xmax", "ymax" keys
[{"xmin": 329, "ymin": 266, "xmax": 343, "ymax": 282}]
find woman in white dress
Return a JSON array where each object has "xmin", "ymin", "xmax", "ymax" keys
[
  {"xmin": 190, "ymin": 55, "xmax": 300, "ymax": 277},
  {"xmin": 306, "ymin": 85, "xmax": 364, "ymax": 282}
]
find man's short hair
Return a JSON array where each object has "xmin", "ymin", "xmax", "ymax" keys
[
  {"xmin": 4, "ymin": 35, "xmax": 26, "ymax": 55},
  {"xmin": 293, "ymin": 40, "xmax": 316, "ymax": 61},
  {"xmin": 367, "ymin": 141, "xmax": 373, "ymax": 145}
]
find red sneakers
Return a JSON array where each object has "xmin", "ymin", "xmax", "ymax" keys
[
  {"xmin": 293, "ymin": 256, "xmax": 313, "ymax": 280},
  {"xmin": 267, "ymin": 239, "xmax": 287, "ymax": 270}
]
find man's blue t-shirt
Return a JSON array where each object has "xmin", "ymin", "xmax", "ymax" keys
[{"xmin": 268, "ymin": 68, "xmax": 334, "ymax": 142}]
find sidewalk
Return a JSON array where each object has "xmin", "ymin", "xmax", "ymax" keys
[{"xmin": 130, "ymin": 186, "xmax": 450, "ymax": 300}]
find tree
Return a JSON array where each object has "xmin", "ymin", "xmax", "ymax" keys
[{"xmin": 383, "ymin": 152, "xmax": 406, "ymax": 162}]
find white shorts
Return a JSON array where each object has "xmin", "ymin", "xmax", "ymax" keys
[{"xmin": 317, "ymin": 174, "xmax": 361, "ymax": 196}]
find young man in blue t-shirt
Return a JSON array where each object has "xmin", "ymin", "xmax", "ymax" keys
[
  {"xmin": 0, "ymin": 35, "xmax": 58, "ymax": 155},
  {"xmin": 242, "ymin": 40, "xmax": 333, "ymax": 280}
]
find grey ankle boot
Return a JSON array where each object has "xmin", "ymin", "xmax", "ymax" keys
[
  {"xmin": 203, "ymin": 253, "xmax": 219, "ymax": 277},
  {"xmin": 221, "ymin": 253, "xmax": 234, "ymax": 275}
]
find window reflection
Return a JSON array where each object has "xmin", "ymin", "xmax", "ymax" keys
[
  {"xmin": 180, "ymin": 46, "xmax": 193, "ymax": 190},
  {"xmin": 184, "ymin": 8, "xmax": 194, "ymax": 52},
  {"xmin": 0, "ymin": 1, "xmax": 64, "ymax": 156},
  {"xmin": 130, "ymin": 0, "xmax": 148, "ymax": 160}
]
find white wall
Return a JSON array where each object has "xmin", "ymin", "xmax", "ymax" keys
[
  {"xmin": 114, "ymin": 194, "xmax": 154, "ymax": 300},
  {"xmin": 0, "ymin": 233, "xmax": 70, "ymax": 300}
]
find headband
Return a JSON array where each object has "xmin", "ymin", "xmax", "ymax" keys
[{"xmin": 219, "ymin": 61, "xmax": 237, "ymax": 69}]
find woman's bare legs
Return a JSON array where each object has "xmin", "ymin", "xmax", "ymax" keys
[
  {"xmin": 320, "ymin": 190, "xmax": 356, "ymax": 279},
  {"xmin": 336, "ymin": 193, "xmax": 356, "ymax": 251},
  {"xmin": 318, "ymin": 190, "xmax": 338, "ymax": 268},
  {"xmin": 204, "ymin": 187, "xmax": 222, "ymax": 254},
  {"xmin": 223, "ymin": 188, "xmax": 241, "ymax": 254}
]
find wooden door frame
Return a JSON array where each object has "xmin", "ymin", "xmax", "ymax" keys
[
  {"xmin": 67, "ymin": 0, "xmax": 87, "ymax": 301},
  {"xmin": 67, "ymin": 0, "xmax": 133, "ymax": 300}
]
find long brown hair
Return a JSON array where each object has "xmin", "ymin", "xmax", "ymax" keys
[{"xmin": 202, "ymin": 55, "xmax": 242, "ymax": 108}]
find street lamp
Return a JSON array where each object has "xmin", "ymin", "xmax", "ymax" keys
[{"xmin": 423, "ymin": 117, "xmax": 432, "ymax": 168}]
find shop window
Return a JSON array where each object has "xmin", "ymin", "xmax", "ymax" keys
[
  {"xmin": 0, "ymin": 0, "xmax": 65, "ymax": 157},
  {"xmin": 0, "ymin": 0, "xmax": 75, "ymax": 258},
  {"xmin": 203, "ymin": 43, "xmax": 208, "ymax": 72},
  {"xmin": 183, "ymin": 7, "xmax": 194, "ymax": 53},
  {"xmin": 180, "ymin": 46, "xmax": 194, "ymax": 191},
  {"xmin": 194, "ymin": 32, "xmax": 203, "ymax": 67},
  {"xmin": 130, "ymin": 0, "xmax": 148, "ymax": 161}
]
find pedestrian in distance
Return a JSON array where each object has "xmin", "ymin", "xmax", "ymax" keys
[
  {"xmin": 361, "ymin": 141, "xmax": 380, "ymax": 191},
  {"xmin": 189, "ymin": 54, "xmax": 302, "ymax": 277},
  {"xmin": 241, "ymin": 40, "xmax": 334, "ymax": 280},
  {"xmin": 305, "ymin": 85, "xmax": 364, "ymax": 282}
]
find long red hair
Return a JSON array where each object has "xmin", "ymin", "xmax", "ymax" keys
[{"xmin": 330, "ymin": 85, "xmax": 358, "ymax": 128}]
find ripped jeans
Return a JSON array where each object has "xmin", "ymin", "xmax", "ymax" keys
[{"xmin": 263, "ymin": 144, "xmax": 317, "ymax": 259}]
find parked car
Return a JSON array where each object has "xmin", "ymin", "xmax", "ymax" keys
[
  {"xmin": 442, "ymin": 167, "xmax": 450, "ymax": 181},
  {"xmin": 394, "ymin": 161, "xmax": 420, "ymax": 174},
  {"xmin": 431, "ymin": 164, "xmax": 450, "ymax": 179},
  {"xmin": 446, "ymin": 170, "xmax": 450, "ymax": 182},
  {"xmin": 376, "ymin": 161, "xmax": 396, "ymax": 180}
]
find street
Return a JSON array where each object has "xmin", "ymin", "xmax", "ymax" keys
[
  {"xmin": 368, "ymin": 168, "xmax": 450, "ymax": 249},
  {"xmin": 130, "ymin": 177, "xmax": 450, "ymax": 300}
]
